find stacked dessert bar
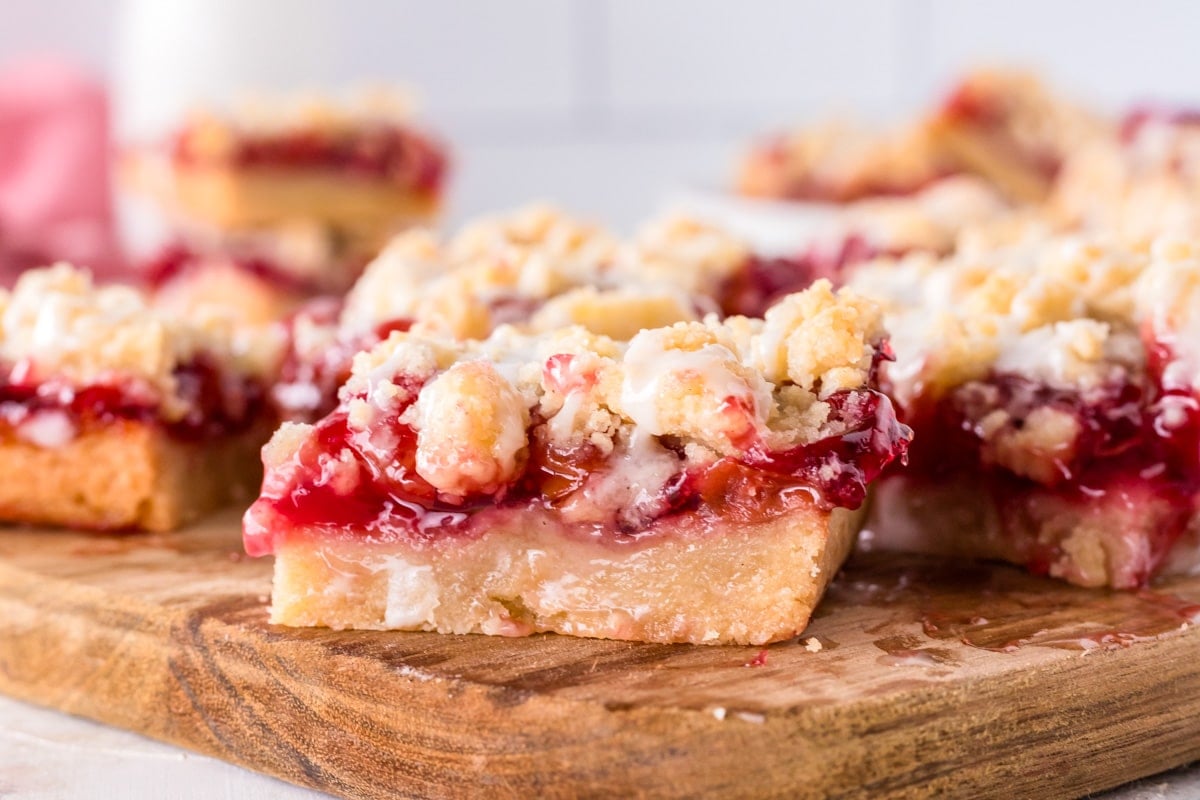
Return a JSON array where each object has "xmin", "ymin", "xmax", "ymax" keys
[
  {"xmin": 0, "ymin": 264, "xmax": 279, "ymax": 530},
  {"xmin": 125, "ymin": 93, "xmax": 449, "ymax": 322}
]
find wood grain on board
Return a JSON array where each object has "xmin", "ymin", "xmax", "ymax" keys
[{"xmin": 1, "ymin": 513, "xmax": 1199, "ymax": 800}]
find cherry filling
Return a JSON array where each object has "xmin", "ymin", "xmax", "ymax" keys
[
  {"xmin": 270, "ymin": 299, "xmax": 414, "ymax": 423},
  {"xmin": 0, "ymin": 355, "xmax": 267, "ymax": 443},
  {"xmin": 670, "ymin": 389, "xmax": 908, "ymax": 521},
  {"xmin": 245, "ymin": 352, "xmax": 910, "ymax": 556},
  {"xmin": 896, "ymin": 340, "xmax": 1200, "ymax": 585},
  {"xmin": 719, "ymin": 236, "xmax": 879, "ymax": 318},
  {"xmin": 172, "ymin": 123, "xmax": 448, "ymax": 194}
]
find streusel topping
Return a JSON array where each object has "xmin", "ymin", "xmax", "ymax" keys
[
  {"xmin": 528, "ymin": 286, "xmax": 701, "ymax": 340},
  {"xmin": 280, "ymin": 280, "xmax": 884, "ymax": 500},
  {"xmin": 1138, "ymin": 238, "xmax": 1200, "ymax": 391},
  {"xmin": 339, "ymin": 206, "xmax": 755, "ymax": 341},
  {"xmin": 448, "ymin": 203, "xmax": 620, "ymax": 278},
  {"xmin": 339, "ymin": 212, "xmax": 690, "ymax": 342},
  {"xmin": 0, "ymin": 264, "xmax": 279, "ymax": 418},
  {"xmin": 276, "ymin": 207, "xmax": 760, "ymax": 424},
  {"xmin": 847, "ymin": 176, "xmax": 1010, "ymax": 255},
  {"xmin": 625, "ymin": 214, "xmax": 750, "ymax": 293},
  {"xmin": 1053, "ymin": 114, "xmax": 1200, "ymax": 242},
  {"xmin": 849, "ymin": 235, "xmax": 1200, "ymax": 406}
]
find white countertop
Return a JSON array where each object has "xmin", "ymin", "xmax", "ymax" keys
[
  {"xmin": 0, "ymin": 696, "xmax": 320, "ymax": 800},
  {"xmin": 2, "ymin": 695, "xmax": 1198, "ymax": 799}
]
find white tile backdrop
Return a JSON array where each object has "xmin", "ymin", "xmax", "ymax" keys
[{"xmin": 4, "ymin": 0, "xmax": 1200, "ymax": 228}]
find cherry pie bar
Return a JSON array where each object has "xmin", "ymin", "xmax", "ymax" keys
[
  {"xmin": 852, "ymin": 235, "xmax": 1200, "ymax": 588},
  {"xmin": 244, "ymin": 281, "xmax": 910, "ymax": 644},
  {"xmin": 0, "ymin": 264, "xmax": 279, "ymax": 531},
  {"xmin": 161, "ymin": 94, "xmax": 447, "ymax": 239},
  {"xmin": 124, "ymin": 93, "xmax": 450, "ymax": 319}
]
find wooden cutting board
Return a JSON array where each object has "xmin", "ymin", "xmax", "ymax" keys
[{"xmin": 1, "ymin": 514, "xmax": 1199, "ymax": 800}]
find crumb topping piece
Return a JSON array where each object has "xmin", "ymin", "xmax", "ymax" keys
[
  {"xmin": 848, "ymin": 236, "xmax": 1179, "ymax": 405},
  {"xmin": 412, "ymin": 361, "xmax": 531, "ymax": 496},
  {"xmin": 336, "ymin": 206, "xmax": 758, "ymax": 343},
  {"xmin": 1139, "ymin": 239, "xmax": 1200, "ymax": 391},
  {"xmin": 1054, "ymin": 111, "xmax": 1200, "ymax": 242},
  {"xmin": 627, "ymin": 214, "xmax": 750, "ymax": 294},
  {"xmin": 359, "ymin": 278, "xmax": 880, "ymax": 462}
]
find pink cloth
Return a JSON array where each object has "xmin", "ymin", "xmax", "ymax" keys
[{"xmin": 0, "ymin": 58, "xmax": 121, "ymax": 282}]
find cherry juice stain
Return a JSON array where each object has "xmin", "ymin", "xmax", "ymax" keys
[
  {"xmin": 744, "ymin": 648, "xmax": 770, "ymax": 668},
  {"xmin": 829, "ymin": 552, "xmax": 1200, "ymax": 654},
  {"xmin": 872, "ymin": 633, "xmax": 960, "ymax": 669}
]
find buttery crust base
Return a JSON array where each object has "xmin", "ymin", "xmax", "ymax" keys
[
  {"xmin": 865, "ymin": 476, "xmax": 1191, "ymax": 589},
  {"xmin": 268, "ymin": 505, "xmax": 863, "ymax": 645},
  {"xmin": 172, "ymin": 167, "xmax": 440, "ymax": 235},
  {"xmin": 0, "ymin": 421, "xmax": 267, "ymax": 532}
]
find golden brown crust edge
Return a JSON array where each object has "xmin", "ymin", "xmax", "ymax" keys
[
  {"xmin": 0, "ymin": 422, "xmax": 267, "ymax": 532},
  {"xmin": 268, "ymin": 504, "xmax": 863, "ymax": 646}
]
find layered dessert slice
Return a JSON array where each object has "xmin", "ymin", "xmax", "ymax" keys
[
  {"xmin": 244, "ymin": 281, "xmax": 910, "ymax": 644},
  {"xmin": 853, "ymin": 236, "xmax": 1200, "ymax": 588},
  {"xmin": 929, "ymin": 69, "xmax": 1105, "ymax": 203},
  {"xmin": 161, "ymin": 94, "xmax": 447, "ymax": 236},
  {"xmin": 0, "ymin": 264, "xmax": 280, "ymax": 531},
  {"xmin": 124, "ymin": 92, "xmax": 450, "ymax": 316}
]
